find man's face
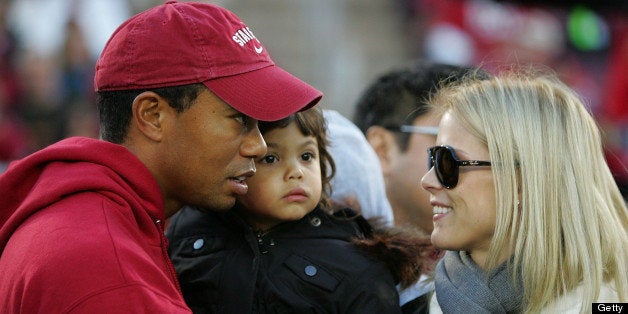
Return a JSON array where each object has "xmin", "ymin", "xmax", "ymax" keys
[
  {"xmin": 385, "ymin": 111, "xmax": 440, "ymax": 233},
  {"xmin": 158, "ymin": 89, "xmax": 267, "ymax": 215}
]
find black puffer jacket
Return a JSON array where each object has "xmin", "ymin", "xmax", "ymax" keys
[{"xmin": 166, "ymin": 206, "xmax": 401, "ymax": 314}]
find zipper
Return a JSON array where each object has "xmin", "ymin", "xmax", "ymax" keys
[
  {"xmin": 255, "ymin": 230, "xmax": 275, "ymax": 254},
  {"xmin": 155, "ymin": 219, "xmax": 184, "ymax": 295}
]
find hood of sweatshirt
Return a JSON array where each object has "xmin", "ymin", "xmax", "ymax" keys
[{"xmin": 0, "ymin": 137, "xmax": 164, "ymax": 253}]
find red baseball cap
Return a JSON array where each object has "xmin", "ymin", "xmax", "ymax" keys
[{"xmin": 94, "ymin": 0, "xmax": 322, "ymax": 121}]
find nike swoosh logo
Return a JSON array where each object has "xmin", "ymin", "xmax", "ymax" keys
[{"xmin": 254, "ymin": 45, "xmax": 263, "ymax": 54}]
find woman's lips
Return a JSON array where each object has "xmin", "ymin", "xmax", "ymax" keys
[{"xmin": 432, "ymin": 205, "xmax": 452, "ymax": 222}]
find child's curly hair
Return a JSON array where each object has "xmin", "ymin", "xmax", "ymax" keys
[{"xmin": 352, "ymin": 218, "xmax": 438, "ymax": 289}]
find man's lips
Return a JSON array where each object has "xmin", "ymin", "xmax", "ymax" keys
[{"xmin": 229, "ymin": 169, "xmax": 255, "ymax": 195}]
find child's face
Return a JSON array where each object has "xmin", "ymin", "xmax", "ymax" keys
[{"xmin": 236, "ymin": 121, "xmax": 322, "ymax": 231}]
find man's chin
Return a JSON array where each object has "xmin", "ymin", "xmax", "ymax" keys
[{"xmin": 195, "ymin": 197, "xmax": 236, "ymax": 213}]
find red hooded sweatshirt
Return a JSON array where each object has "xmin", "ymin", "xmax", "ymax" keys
[{"xmin": 0, "ymin": 137, "xmax": 191, "ymax": 313}]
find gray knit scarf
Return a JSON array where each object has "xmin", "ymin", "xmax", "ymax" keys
[{"xmin": 435, "ymin": 251, "xmax": 523, "ymax": 313}]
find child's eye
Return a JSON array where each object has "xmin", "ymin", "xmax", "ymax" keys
[
  {"xmin": 301, "ymin": 152, "xmax": 315, "ymax": 161},
  {"xmin": 261, "ymin": 155, "xmax": 278, "ymax": 164}
]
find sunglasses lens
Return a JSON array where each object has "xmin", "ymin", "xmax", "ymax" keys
[{"xmin": 435, "ymin": 147, "xmax": 458, "ymax": 188}]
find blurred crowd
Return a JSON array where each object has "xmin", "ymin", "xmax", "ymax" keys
[
  {"xmin": 0, "ymin": 0, "xmax": 118, "ymax": 168},
  {"xmin": 0, "ymin": 0, "xmax": 626, "ymax": 195},
  {"xmin": 400, "ymin": 0, "xmax": 627, "ymax": 195},
  {"xmin": 0, "ymin": 0, "xmax": 162, "ymax": 171}
]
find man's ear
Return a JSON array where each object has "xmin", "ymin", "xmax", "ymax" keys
[
  {"xmin": 366, "ymin": 126, "xmax": 397, "ymax": 176},
  {"xmin": 132, "ymin": 91, "xmax": 168, "ymax": 142}
]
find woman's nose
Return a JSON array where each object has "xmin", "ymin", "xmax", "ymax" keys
[{"xmin": 421, "ymin": 167, "xmax": 441, "ymax": 191}]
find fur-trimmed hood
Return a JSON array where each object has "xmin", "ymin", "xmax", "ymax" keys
[{"xmin": 352, "ymin": 217, "xmax": 441, "ymax": 289}]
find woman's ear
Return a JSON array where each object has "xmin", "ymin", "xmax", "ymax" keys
[{"xmin": 132, "ymin": 91, "xmax": 168, "ymax": 142}]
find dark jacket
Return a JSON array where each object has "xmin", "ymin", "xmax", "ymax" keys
[{"xmin": 167, "ymin": 205, "xmax": 403, "ymax": 314}]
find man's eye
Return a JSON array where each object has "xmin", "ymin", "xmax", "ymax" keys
[{"xmin": 234, "ymin": 115, "xmax": 246, "ymax": 126}]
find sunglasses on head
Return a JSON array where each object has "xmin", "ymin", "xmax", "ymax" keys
[
  {"xmin": 427, "ymin": 145, "xmax": 492, "ymax": 189},
  {"xmin": 384, "ymin": 125, "xmax": 439, "ymax": 136}
]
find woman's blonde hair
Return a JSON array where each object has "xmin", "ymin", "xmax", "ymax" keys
[{"xmin": 432, "ymin": 70, "xmax": 628, "ymax": 313}]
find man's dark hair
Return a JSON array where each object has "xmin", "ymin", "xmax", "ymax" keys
[
  {"xmin": 97, "ymin": 83, "xmax": 206, "ymax": 143},
  {"xmin": 353, "ymin": 61, "xmax": 487, "ymax": 151}
]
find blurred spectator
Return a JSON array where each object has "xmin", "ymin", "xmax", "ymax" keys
[
  {"xmin": 0, "ymin": 1, "xmax": 29, "ymax": 167},
  {"xmin": 60, "ymin": 17, "xmax": 98, "ymax": 139},
  {"xmin": 16, "ymin": 50, "xmax": 65, "ymax": 151},
  {"xmin": 601, "ymin": 14, "xmax": 628, "ymax": 199},
  {"xmin": 324, "ymin": 109, "xmax": 395, "ymax": 226},
  {"xmin": 353, "ymin": 60, "xmax": 484, "ymax": 234},
  {"xmin": 7, "ymin": 0, "xmax": 131, "ymax": 60},
  {"xmin": 0, "ymin": 0, "xmax": 130, "ymax": 162},
  {"xmin": 402, "ymin": 0, "xmax": 627, "ymax": 200}
]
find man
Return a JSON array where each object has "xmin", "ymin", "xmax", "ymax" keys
[
  {"xmin": 353, "ymin": 61, "xmax": 486, "ymax": 313},
  {"xmin": 354, "ymin": 61, "xmax": 482, "ymax": 234},
  {"xmin": 0, "ymin": 1, "xmax": 321, "ymax": 312}
]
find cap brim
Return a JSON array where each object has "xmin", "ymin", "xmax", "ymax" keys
[{"xmin": 203, "ymin": 65, "xmax": 322, "ymax": 121}]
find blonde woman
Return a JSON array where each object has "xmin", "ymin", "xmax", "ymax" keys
[{"xmin": 421, "ymin": 72, "xmax": 628, "ymax": 313}]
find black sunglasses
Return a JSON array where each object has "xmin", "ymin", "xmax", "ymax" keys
[{"xmin": 427, "ymin": 145, "xmax": 492, "ymax": 189}]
